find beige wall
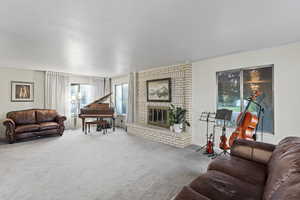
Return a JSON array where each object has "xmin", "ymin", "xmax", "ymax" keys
[
  {"xmin": 0, "ymin": 68, "xmax": 45, "ymax": 139},
  {"xmin": 192, "ymin": 42, "xmax": 300, "ymax": 145}
]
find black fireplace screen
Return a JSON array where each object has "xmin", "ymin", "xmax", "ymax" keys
[{"xmin": 148, "ymin": 106, "xmax": 169, "ymax": 128}]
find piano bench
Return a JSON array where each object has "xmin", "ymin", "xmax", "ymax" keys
[{"xmin": 85, "ymin": 120, "xmax": 110, "ymax": 134}]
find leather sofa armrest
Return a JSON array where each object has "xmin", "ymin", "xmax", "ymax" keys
[
  {"xmin": 230, "ymin": 139, "xmax": 276, "ymax": 165},
  {"xmin": 3, "ymin": 118, "xmax": 16, "ymax": 143},
  {"xmin": 3, "ymin": 118, "xmax": 15, "ymax": 129},
  {"xmin": 56, "ymin": 115, "xmax": 67, "ymax": 136},
  {"xmin": 55, "ymin": 115, "xmax": 67, "ymax": 124}
]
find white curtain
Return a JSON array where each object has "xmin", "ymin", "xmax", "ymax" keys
[
  {"xmin": 45, "ymin": 71, "xmax": 71, "ymax": 128},
  {"xmin": 89, "ymin": 77, "xmax": 105, "ymax": 100},
  {"xmin": 127, "ymin": 72, "xmax": 136, "ymax": 124}
]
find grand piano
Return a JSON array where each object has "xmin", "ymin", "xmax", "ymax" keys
[{"xmin": 79, "ymin": 93, "xmax": 115, "ymax": 132}]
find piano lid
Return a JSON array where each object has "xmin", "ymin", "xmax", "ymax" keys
[{"xmin": 84, "ymin": 92, "xmax": 112, "ymax": 108}]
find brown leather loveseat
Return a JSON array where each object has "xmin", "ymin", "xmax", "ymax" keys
[
  {"xmin": 174, "ymin": 137, "xmax": 300, "ymax": 200},
  {"xmin": 3, "ymin": 109, "xmax": 66, "ymax": 143}
]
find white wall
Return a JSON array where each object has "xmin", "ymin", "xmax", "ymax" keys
[
  {"xmin": 192, "ymin": 42, "xmax": 300, "ymax": 145},
  {"xmin": 0, "ymin": 68, "xmax": 45, "ymax": 139}
]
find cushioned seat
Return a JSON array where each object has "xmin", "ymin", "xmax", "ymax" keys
[
  {"xmin": 208, "ymin": 155, "xmax": 267, "ymax": 185},
  {"xmin": 9, "ymin": 110, "xmax": 36, "ymax": 125},
  {"xmin": 39, "ymin": 122, "xmax": 59, "ymax": 131},
  {"xmin": 15, "ymin": 124, "xmax": 40, "ymax": 134},
  {"xmin": 36, "ymin": 110, "xmax": 58, "ymax": 123},
  {"xmin": 189, "ymin": 170, "xmax": 263, "ymax": 200}
]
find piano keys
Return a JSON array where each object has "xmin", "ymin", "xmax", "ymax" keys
[{"xmin": 79, "ymin": 93, "xmax": 115, "ymax": 133}]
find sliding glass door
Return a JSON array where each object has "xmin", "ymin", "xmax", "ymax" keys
[{"xmin": 217, "ymin": 65, "xmax": 274, "ymax": 134}]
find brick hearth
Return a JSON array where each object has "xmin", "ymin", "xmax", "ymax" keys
[{"xmin": 127, "ymin": 123, "xmax": 192, "ymax": 148}]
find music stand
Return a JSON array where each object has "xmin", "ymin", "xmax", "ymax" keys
[{"xmin": 215, "ymin": 109, "xmax": 232, "ymax": 121}]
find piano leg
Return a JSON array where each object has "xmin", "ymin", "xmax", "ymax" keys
[
  {"xmin": 96, "ymin": 117, "xmax": 101, "ymax": 132},
  {"xmin": 113, "ymin": 117, "xmax": 115, "ymax": 131},
  {"xmin": 82, "ymin": 118, "xmax": 85, "ymax": 132}
]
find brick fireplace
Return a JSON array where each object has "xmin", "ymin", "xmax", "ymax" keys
[{"xmin": 126, "ymin": 64, "xmax": 192, "ymax": 148}]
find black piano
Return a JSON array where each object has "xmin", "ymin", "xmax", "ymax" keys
[{"xmin": 79, "ymin": 93, "xmax": 115, "ymax": 132}]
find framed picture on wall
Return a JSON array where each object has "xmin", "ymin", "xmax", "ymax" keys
[
  {"xmin": 11, "ymin": 81, "xmax": 34, "ymax": 102},
  {"xmin": 146, "ymin": 78, "xmax": 171, "ymax": 102}
]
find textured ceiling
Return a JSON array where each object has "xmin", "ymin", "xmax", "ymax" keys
[{"xmin": 0, "ymin": 0, "xmax": 300, "ymax": 76}]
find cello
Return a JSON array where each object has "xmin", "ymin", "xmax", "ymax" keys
[{"xmin": 228, "ymin": 91, "xmax": 260, "ymax": 147}]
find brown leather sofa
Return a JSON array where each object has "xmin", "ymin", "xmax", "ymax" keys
[
  {"xmin": 3, "ymin": 109, "xmax": 66, "ymax": 143},
  {"xmin": 174, "ymin": 137, "xmax": 300, "ymax": 200}
]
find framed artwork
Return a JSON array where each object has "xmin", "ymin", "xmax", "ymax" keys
[
  {"xmin": 146, "ymin": 78, "xmax": 171, "ymax": 102},
  {"xmin": 11, "ymin": 81, "xmax": 34, "ymax": 102}
]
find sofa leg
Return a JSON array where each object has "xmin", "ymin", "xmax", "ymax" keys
[
  {"xmin": 9, "ymin": 139, "xmax": 15, "ymax": 144},
  {"xmin": 7, "ymin": 135, "xmax": 16, "ymax": 144},
  {"xmin": 58, "ymin": 131, "xmax": 63, "ymax": 136},
  {"xmin": 58, "ymin": 126, "xmax": 65, "ymax": 136}
]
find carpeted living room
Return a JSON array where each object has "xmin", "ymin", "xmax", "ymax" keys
[{"xmin": 1, "ymin": 1, "xmax": 300, "ymax": 200}]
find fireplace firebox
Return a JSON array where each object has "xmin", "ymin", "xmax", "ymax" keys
[{"xmin": 147, "ymin": 106, "xmax": 169, "ymax": 128}]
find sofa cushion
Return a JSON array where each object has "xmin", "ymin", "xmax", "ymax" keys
[
  {"xmin": 36, "ymin": 110, "xmax": 57, "ymax": 123},
  {"xmin": 39, "ymin": 122, "xmax": 59, "ymax": 131},
  {"xmin": 15, "ymin": 124, "xmax": 40, "ymax": 134},
  {"xmin": 263, "ymin": 137, "xmax": 300, "ymax": 200},
  {"xmin": 230, "ymin": 139, "xmax": 275, "ymax": 165},
  {"xmin": 208, "ymin": 155, "xmax": 267, "ymax": 185},
  {"xmin": 189, "ymin": 170, "xmax": 263, "ymax": 200},
  {"xmin": 7, "ymin": 110, "xmax": 36, "ymax": 125},
  {"xmin": 174, "ymin": 186, "xmax": 210, "ymax": 200}
]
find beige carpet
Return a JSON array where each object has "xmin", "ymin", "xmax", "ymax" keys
[{"xmin": 0, "ymin": 129, "xmax": 210, "ymax": 200}]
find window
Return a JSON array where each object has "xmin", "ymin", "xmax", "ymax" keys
[
  {"xmin": 115, "ymin": 83, "xmax": 128, "ymax": 115},
  {"xmin": 217, "ymin": 65, "xmax": 274, "ymax": 134},
  {"xmin": 70, "ymin": 84, "xmax": 93, "ymax": 116},
  {"xmin": 217, "ymin": 70, "xmax": 241, "ymax": 114}
]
